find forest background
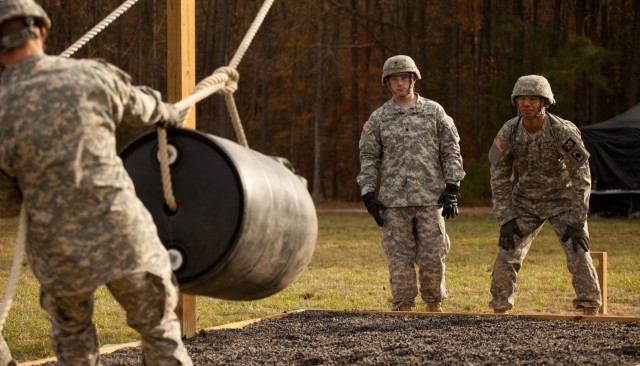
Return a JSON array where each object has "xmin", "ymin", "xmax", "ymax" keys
[{"xmin": 37, "ymin": 0, "xmax": 640, "ymax": 205}]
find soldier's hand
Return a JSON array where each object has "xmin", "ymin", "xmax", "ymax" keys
[
  {"xmin": 561, "ymin": 225, "xmax": 590, "ymax": 252},
  {"xmin": 499, "ymin": 218, "xmax": 523, "ymax": 251},
  {"xmin": 437, "ymin": 183, "xmax": 460, "ymax": 219},
  {"xmin": 362, "ymin": 192, "xmax": 385, "ymax": 227},
  {"xmin": 158, "ymin": 103, "xmax": 183, "ymax": 129}
]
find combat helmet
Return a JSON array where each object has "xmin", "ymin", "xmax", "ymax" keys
[
  {"xmin": 511, "ymin": 75, "xmax": 556, "ymax": 106},
  {"xmin": 0, "ymin": 0, "xmax": 51, "ymax": 55},
  {"xmin": 382, "ymin": 55, "xmax": 421, "ymax": 85}
]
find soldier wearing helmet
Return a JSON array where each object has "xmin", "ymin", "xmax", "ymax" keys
[
  {"xmin": 488, "ymin": 75, "xmax": 601, "ymax": 316},
  {"xmin": 0, "ymin": 0, "xmax": 51, "ymax": 60},
  {"xmin": 357, "ymin": 55, "xmax": 465, "ymax": 313},
  {"xmin": 0, "ymin": 0, "xmax": 192, "ymax": 364}
]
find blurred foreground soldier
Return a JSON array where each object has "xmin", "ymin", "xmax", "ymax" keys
[
  {"xmin": 357, "ymin": 55, "xmax": 465, "ymax": 313},
  {"xmin": 0, "ymin": 335, "xmax": 14, "ymax": 366},
  {"xmin": 488, "ymin": 75, "xmax": 601, "ymax": 316},
  {"xmin": 0, "ymin": 0, "xmax": 192, "ymax": 364}
]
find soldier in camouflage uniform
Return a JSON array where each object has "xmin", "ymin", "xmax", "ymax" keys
[
  {"xmin": 357, "ymin": 55, "xmax": 465, "ymax": 313},
  {"xmin": 0, "ymin": 0, "xmax": 192, "ymax": 364},
  {"xmin": 488, "ymin": 75, "xmax": 601, "ymax": 316}
]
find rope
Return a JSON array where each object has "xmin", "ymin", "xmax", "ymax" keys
[
  {"xmin": 158, "ymin": 0, "xmax": 274, "ymax": 208},
  {"xmin": 157, "ymin": 127, "xmax": 178, "ymax": 212},
  {"xmin": 0, "ymin": 0, "xmax": 142, "ymax": 334},
  {"xmin": 0, "ymin": 205, "xmax": 27, "ymax": 332},
  {"xmin": 59, "ymin": 0, "xmax": 141, "ymax": 58}
]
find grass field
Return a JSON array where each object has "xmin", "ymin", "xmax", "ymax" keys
[{"xmin": 1, "ymin": 206, "xmax": 639, "ymax": 362}]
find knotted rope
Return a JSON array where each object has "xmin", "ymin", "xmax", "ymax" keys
[{"xmin": 158, "ymin": 0, "xmax": 274, "ymax": 212}]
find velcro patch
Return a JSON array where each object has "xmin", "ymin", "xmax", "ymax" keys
[
  {"xmin": 362, "ymin": 121, "xmax": 372, "ymax": 134},
  {"xmin": 558, "ymin": 135, "xmax": 589, "ymax": 167},
  {"xmin": 488, "ymin": 137, "xmax": 505, "ymax": 165},
  {"xmin": 571, "ymin": 149, "xmax": 585, "ymax": 162},
  {"xmin": 562, "ymin": 138, "xmax": 576, "ymax": 152},
  {"xmin": 494, "ymin": 138, "xmax": 504, "ymax": 153}
]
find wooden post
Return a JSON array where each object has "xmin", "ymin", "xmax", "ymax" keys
[
  {"xmin": 167, "ymin": 0, "xmax": 196, "ymax": 337},
  {"xmin": 167, "ymin": 0, "xmax": 196, "ymax": 129},
  {"xmin": 590, "ymin": 252, "xmax": 608, "ymax": 315}
]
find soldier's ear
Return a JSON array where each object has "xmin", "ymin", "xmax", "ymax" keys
[{"xmin": 38, "ymin": 26, "xmax": 47, "ymax": 41}]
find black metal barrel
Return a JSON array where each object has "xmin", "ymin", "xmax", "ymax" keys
[{"xmin": 119, "ymin": 128, "xmax": 317, "ymax": 300}]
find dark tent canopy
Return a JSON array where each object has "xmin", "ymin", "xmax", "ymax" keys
[{"xmin": 580, "ymin": 103, "xmax": 640, "ymax": 217}]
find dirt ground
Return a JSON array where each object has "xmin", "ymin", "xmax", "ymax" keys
[{"xmin": 39, "ymin": 311, "xmax": 640, "ymax": 365}]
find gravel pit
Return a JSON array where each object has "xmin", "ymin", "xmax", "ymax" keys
[{"xmin": 39, "ymin": 311, "xmax": 640, "ymax": 365}]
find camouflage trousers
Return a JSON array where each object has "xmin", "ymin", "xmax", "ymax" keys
[
  {"xmin": 489, "ymin": 213, "xmax": 602, "ymax": 311},
  {"xmin": 381, "ymin": 206, "xmax": 451, "ymax": 310},
  {"xmin": 40, "ymin": 271, "xmax": 192, "ymax": 366}
]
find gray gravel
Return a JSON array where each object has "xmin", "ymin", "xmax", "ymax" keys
[{"xmin": 42, "ymin": 311, "xmax": 640, "ymax": 365}]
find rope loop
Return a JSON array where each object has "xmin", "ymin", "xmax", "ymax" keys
[
  {"xmin": 216, "ymin": 66, "xmax": 240, "ymax": 94},
  {"xmin": 156, "ymin": 0, "xmax": 275, "ymax": 233}
]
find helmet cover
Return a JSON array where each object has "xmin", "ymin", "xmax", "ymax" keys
[
  {"xmin": 511, "ymin": 75, "xmax": 555, "ymax": 105},
  {"xmin": 0, "ymin": 0, "xmax": 51, "ymax": 29},
  {"xmin": 382, "ymin": 55, "xmax": 421, "ymax": 85}
]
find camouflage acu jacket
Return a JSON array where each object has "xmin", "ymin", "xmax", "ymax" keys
[
  {"xmin": 489, "ymin": 113, "xmax": 591, "ymax": 227},
  {"xmin": 0, "ymin": 54, "xmax": 173, "ymax": 295},
  {"xmin": 357, "ymin": 94, "xmax": 465, "ymax": 207}
]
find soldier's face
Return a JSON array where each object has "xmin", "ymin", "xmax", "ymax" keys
[
  {"xmin": 516, "ymin": 96, "xmax": 542, "ymax": 119},
  {"xmin": 387, "ymin": 73, "xmax": 413, "ymax": 97}
]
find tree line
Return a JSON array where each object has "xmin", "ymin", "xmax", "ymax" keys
[{"xmin": 35, "ymin": 0, "xmax": 640, "ymax": 204}]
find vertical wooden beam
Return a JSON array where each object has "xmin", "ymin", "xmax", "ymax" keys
[
  {"xmin": 590, "ymin": 252, "xmax": 608, "ymax": 315},
  {"xmin": 167, "ymin": 0, "xmax": 196, "ymax": 337},
  {"xmin": 167, "ymin": 0, "xmax": 196, "ymax": 129}
]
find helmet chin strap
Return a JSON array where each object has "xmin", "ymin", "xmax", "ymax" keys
[
  {"xmin": 391, "ymin": 80, "xmax": 415, "ymax": 98},
  {"xmin": 534, "ymin": 105, "xmax": 546, "ymax": 117},
  {"xmin": 516, "ymin": 100, "xmax": 546, "ymax": 118}
]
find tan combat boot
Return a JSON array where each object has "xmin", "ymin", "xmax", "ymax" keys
[
  {"xmin": 396, "ymin": 305, "xmax": 412, "ymax": 312},
  {"xmin": 583, "ymin": 307, "xmax": 599, "ymax": 316},
  {"xmin": 426, "ymin": 302, "xmax": 442, "ymax": 313},
  {"xmin": 493, "ymin": 308, "xmax": 509, "ymax": 314}
]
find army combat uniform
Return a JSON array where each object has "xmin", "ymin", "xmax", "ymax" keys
[
  {"xmin": 0, "ymin": 54, "xmax": 191, "ymax": 365},
  {"xmin": 488, "ymin": 113, "xmax": 602, "ymax": 311},
  {"xmin": 357, "ymin": 94, "xmax": 465, "ymax": 310}
]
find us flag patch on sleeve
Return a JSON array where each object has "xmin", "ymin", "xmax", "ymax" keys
[
  {"xmin": 488, "ymin": 137, "xmax": 505, "ymax": 165},
  {"xmin": 362, "ymin": 121, "xmax": 372, "ymax": 134}
]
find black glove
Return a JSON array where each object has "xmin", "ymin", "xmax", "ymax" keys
[
  {"xmin": 499, "ymin": 218, "xmax": 523, "ymax": 251},
  {"xmin": 158, "ymin": 103, "xmax": 183, "ymax": 128},
  {"xmin": 362, "ymin": 192, "xmax": 385, "ymax": 227},
  {"xmin": 561, "ymin": 225, "xmax": 590, "ymax": 252},
  {"xmin": 437, "ymin": 183, "xmax": 460, "ymax": 219}
]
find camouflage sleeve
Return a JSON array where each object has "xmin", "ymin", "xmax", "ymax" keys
[
  {"xmin": 0, "ymin": 168, "xmax": 21, "ymax": 218},
  {"xmin": 489, "ymin": 126, "xmax": 517, "ymax": 225},
  {"xmin": 356, "ymin": 117, "xmax": 382, "ymax": 196},
  {"xmin": 559, "ymin": 124, "xmax": 591, "ymax": 227},
  {"xmin": 436, "ymin": 107, "xmax": 465, "ymax": 184},
  {"xmin": 89, "ymin": 60, "xmax": 174, "ymax": 127}
]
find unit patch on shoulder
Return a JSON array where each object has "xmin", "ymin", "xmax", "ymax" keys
[
  {"xmin": 557, "ymin": 134, "xmax": 589, "ymax": 167},
  {"xmin": 562, "ymin": 138, "xmax": 576, "ymax": 152},
  {"xmin": 571, "ymin": 149, "xmax": 585, "ymax": 162},
  {"xmin": 362, "ymin": 121, "xmax": 372, "ymax": 134}
]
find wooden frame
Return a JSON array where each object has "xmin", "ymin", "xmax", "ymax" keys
[{"xmin": 166, "ymin": 0, "xmax": 196, "ymax": 337}]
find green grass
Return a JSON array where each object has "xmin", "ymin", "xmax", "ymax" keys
[{"xmin": 1, "ymin": 210, "xmax": 639, "ymax": 362}]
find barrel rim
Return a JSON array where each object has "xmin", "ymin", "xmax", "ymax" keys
[{"xmin": 119, "ymin": 128, "xmax": 246, "ymax": 284}]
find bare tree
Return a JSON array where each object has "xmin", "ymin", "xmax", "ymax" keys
[{"xmin": 312, "ymin": 2, "xmax": 327, "ymax": 202}]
